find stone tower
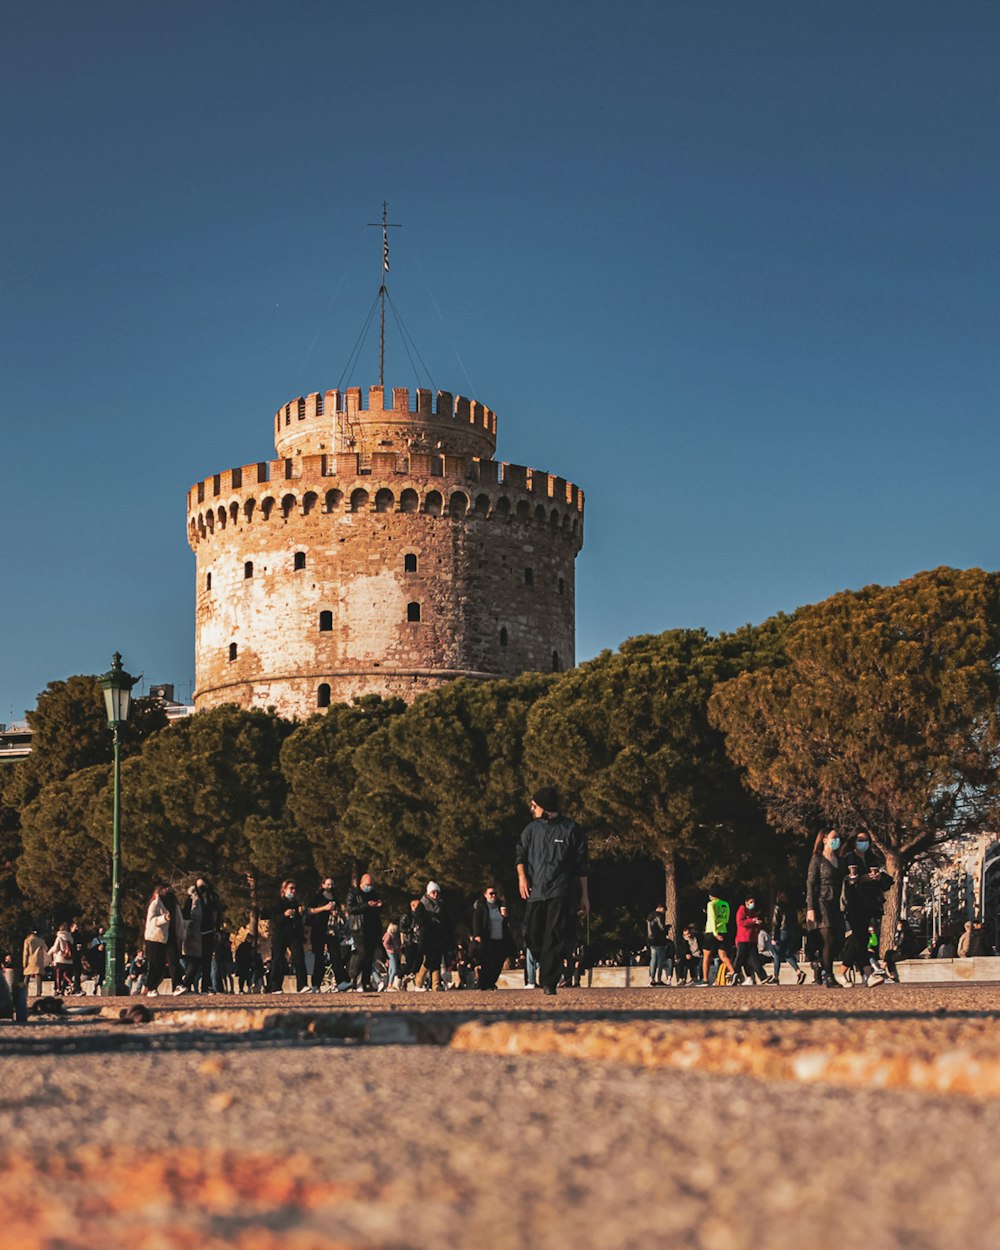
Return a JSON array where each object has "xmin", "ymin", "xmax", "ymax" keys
[{"xmin": 186, "ymin": 384, "xmax": 584, "ymax": 717}]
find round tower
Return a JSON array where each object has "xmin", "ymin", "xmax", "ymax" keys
[{"xmin": 186, "ymin": 384, "xmax": 584, "ymax": 718}]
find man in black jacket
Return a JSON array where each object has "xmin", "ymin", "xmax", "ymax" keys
[
  {"xmin": 516, "ymin": 786, "xmax": 589, "ymax": 998},
  {"xmin": 307, "ymin": 876, "xmax": 346, "ymax": 990},
  {"xmin": 345, "ymin": 873, "xmax": 383, "ymax": 992}
]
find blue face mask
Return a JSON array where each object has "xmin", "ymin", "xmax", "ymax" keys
[
  {"xmin": 361, "ymin": 884, "xmax": 372, "ymax": 894},
  {"xmin": 828, "ymin": 837, "xmax": 842, "ymax": 851},
  {"xmin": 856, "ymin": 840, "xmax": 870, "ymax": 852}
]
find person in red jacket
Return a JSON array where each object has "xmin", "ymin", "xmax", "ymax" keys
[{"xmin": 731, "ymin": 895, "xmax": 767, "ymax": 985}]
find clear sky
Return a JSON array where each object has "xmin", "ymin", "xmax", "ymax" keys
[{"xmin": 2, "ymin": 3, "xmax": 998, "ymax": 721}]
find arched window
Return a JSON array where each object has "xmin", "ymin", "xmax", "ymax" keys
[
  {"xmin": 407, "ymin": 602, "xmax": 421, "ymax": 622},
  {"xmin": 261, "ymin": 497, "xmax": 275, "ymax": 520},
  {"xmin": 297, "ymin": 397, "xmax": 306, "ymax": 420},
  {"xmin": 449, "ymin": 491, "xmax": 469, "ymax": 518},
  {"xmin": 404, "ymin": 553, "xmax": 418, "ymax": 573},
  {"xmin": 229, "ymin": 642, "xmax": 237, "ymax": 661},
  {"xmin": 424, "ymin": 491, "xmax": 443, "ymax": 517},
  {"xmin": 375, "ymin": 488, "xmax": 394, "ymax": 513},
  {"xmin": 494, "ymin": 497, "xmax": 511, "ymax": 518},
  {"xmin": 229, "ymin": 502, "xmax": 239, "ymax": 525},
  {"xmin": 244, "ymin": 561, "xmax": 253, "ymax": 579},
  {"xmin": 325, "ymin": 489, "xmax": 343, "ymax": 512},
  {"xmin": 551, "ymin": 651, "xmax": 560, "ymax": 672},
  {"xmin": 317, "ymin": 684, "xmax": 331, "ymax": 708},
  {"xmin": 350, "ymin": 488, "xmax": 369, "ymax": 513},
  {"xmin": 302, "ymin": 491, "xmax": 317, "ymax": 516},
  {"xmin": 474, "ymin": 494, "xmax": 490, "ymax": 517},
  {"xmin": 206, "ymin": 572, "xmax": 212, "ymax": 591},
  {"xmin": 294, "ymin": 551, "xmax": 306, "ymax": 571},
  {"xmin": 244, "ymin": 499, "xmax": 255, "ymax": 523},
  {"xmin": 500, "ymin": 627, "xmax": 508, "ymax": 647},
  {"xmin": 516, "ymin": 500, "xmax": 531, "ymax": 521},
  {"xmin": 281, "ymin": 493, "xmax": 296, "ymax": 519},
  {"xmin": 319, "ymin": 610, "xmax": 333, "ymax": 632},
  {"xmin": 535, "ymin": 504, "xmax": 547, "ymax": 525},
  {"xmin": 400, "ymin": 488, "xmax": 419, "ymax": 513},
  {"xmin": 524, "ymin": 567, "xmax": 534, "ymax": 586}
]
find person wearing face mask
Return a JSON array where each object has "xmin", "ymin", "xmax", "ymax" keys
[
  {"xmin": 731, "ymin": 895, "xmax": 767, "ymax": 985},
  {"xmin": 268, "ymin": 880, "xmax": 309, "ymax": 993},
  {"xmin": 345, "ymin": 872, "xmax": 383, "ymax": 992},
  {"xmin": 806, "ymin": 830, "xmax": 846, "ymax": 987}
]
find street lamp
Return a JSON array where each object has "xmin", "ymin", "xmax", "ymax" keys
[{"xmin": 99, "ymin": 652, "xmax": 137, "ymax": 997}]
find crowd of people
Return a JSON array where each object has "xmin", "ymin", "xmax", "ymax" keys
[{"xmin": 4, "ymin": 807, "xmax": 990, "ymax": 1006}]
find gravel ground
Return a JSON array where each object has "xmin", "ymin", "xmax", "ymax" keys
[{"xmin": 3, "ymin": 985, "xmax": 1000, "ymax": 1250}]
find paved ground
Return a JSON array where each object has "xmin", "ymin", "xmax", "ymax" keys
[{"xmin": 3, "ymin": 985, "xmax": 1000, "ymax": 1249}]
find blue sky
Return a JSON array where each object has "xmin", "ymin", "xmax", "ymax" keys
[{"xmin": 2, "ymin": 3, "xmax": 998, "ymax": 720}]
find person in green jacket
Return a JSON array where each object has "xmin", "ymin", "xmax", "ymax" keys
[{"xmin": 702, "ymin": 886, "xmax": 737, "ymax": 985}]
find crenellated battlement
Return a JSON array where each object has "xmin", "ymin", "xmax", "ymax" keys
[
  {"xmin": 272, "ymin": 384, "xmax": 497, "ymax": 462},
  {"xmin": 186, "ymin": 452, "xmax": 584, "ymax": 550}
]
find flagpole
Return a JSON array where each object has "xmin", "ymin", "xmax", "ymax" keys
[
  {"xmin": 368, "ymin": 202, "xmax": 400, "ymax": 391},
  {"xmin": 379, "ymin": 201, "xmax": 387, "ymax": 389}
]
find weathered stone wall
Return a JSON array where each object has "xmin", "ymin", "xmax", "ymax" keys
[
  {"xmin": 187, "ymin": 385, "xmax": 583, "ymax": 719},
  {"xmin": 273, "ymin": 386, "xmax": 496, "ymax": 462}
]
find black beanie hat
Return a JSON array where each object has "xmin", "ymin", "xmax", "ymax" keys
[{"xmin": 532, "ymin": 786, "xmax": 560, "ymax": 813}]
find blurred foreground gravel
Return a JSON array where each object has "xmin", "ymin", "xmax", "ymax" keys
[{"xmin": 3, "ymin": 983, "xmax": 1000, "ymax": 1249}]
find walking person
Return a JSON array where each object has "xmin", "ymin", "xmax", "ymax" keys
[
  {"xmin": 382, "ymin": 921, "xmax": 402, "ymax": 990},
  {"xmin": 731, "ymin": 895, "xmax": 767, "ymax": 985},
  {"xmin": 412, "ymin": 882, "xmax": 453, "ymax": 992},
  {"xmin": 268, "ymin": 879, "xmax": 309, "ymax": 993},
  {"xmin": 22, "ymin": 928, "xmax": 48, "ymax": 997},
  {"xmin": 516, "ymin": 787, "xmax": 589, "ymax": 998},
  {"xmin": 193, "ymin": 878, "xmax": 221, "ymax": 993},
  {"xmin": 645, "ymin": 905, "xmax": 672, "ymax": 986},
  {"xmin": 308, "ymin": 877, "xmax": 347, "ymax": 990},
  {"xmin": 144, "ymin": 884, "xmax": 185, "ymax": 997},
  {"xmin": 180, "ymin": 885, "xmax": 204, "ymax": 991},
  {"xmin": 701, "ymin": 887, "xmax": 736, "ymax": 986},
  {"xmin": 770, "ymin": 890, "xmax": 807, "ymax": 985},
  {"xmin": 345, "ymin": 873, "xmax": 384, "ymax": 992},
  {"xmin": 400, "ymin": 898, "xmax": 421, "ymax": 983},
  {"xmin": 471, "ymin": 885, "xmax": 511, "ymax": 991},
  {"xmin": 806, "ymin": 830, "xmax": 847, "ymax": 988}
]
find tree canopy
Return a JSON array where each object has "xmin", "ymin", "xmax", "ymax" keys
[
  {"xmin": 281, "ymin": 695, "xmax": 407, "ymax": 876},
  {"xmin": 523, "ymin": 626, "xmax": 788, "ymax": 934},
  {"xmin": 709, "ymin": 567, "xmax": 1000, "ymax": 941},
  {"xmin": 341, "ymin": 674, "xmax": 556, "ymax": 895}
]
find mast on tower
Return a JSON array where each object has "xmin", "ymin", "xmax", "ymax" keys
[{"xmin": 368, "ymin": 201, "xmax": 401, "ymax": 388}]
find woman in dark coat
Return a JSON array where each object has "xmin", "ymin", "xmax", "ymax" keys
[
  {"xmin": 412, "ymin": 882, "xmax": 453, "ymax": 992},
  {"xmin": 805, "ymin": 829, "xmax": 846, "ymax": 988}
]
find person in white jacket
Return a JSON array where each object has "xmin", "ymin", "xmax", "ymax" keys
[
  {"xmin": 48, "ymin": 923, "xmax": 76, "ymax": 995},
  {"xmin": 144, "ymin": 884, "xmax": 185, "ymax": 996}
]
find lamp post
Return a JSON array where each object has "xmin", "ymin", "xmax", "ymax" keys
[{"xmin": 99, "ymin": 652, "xmax": 136, "ymax": 997}]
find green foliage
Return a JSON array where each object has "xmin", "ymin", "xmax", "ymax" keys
[
  {"xmin": 17, "ymin": 765, "xmax": 111, "ymax": 926},
  {"xmin": 709, "ymin": 567, "xmax": 1000, "ymax": 941},
  {"xmin": 342, "ymin": 675, "xmax": 556, "ymax": 894},
  {"xmin": 0, "ymin": 677, "xmax": 167, "ymax": 949},
  {"xmin": 8, "ymin": 677, "xmax": 166, "ymax": 810},
  {"xmin": 281, "ymin": 696, "xmax": 407, "ymax": 875},
  {"xmin": 118, "ymin": 704, "xmax": 295, "ymax": 922},
  {"xmin": 522, "ymin": 626, "xmax": 790, "ymax": 932}
]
